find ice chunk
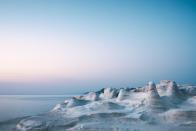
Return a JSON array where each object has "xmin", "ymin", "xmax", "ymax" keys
[
  {"xmin": 99, "ymin": 88, "xmax": 118, "ymax": 99},
  {"xmin": 16, "ymin": 116, "xmax": 49, "ymax": 131},
  {"xmin": 117, "ymin": 89, "xmax": 126, "ymax": 101},
  {"xmin": 83, "ymin": 92, "xmax": 98, "ymax": 101},
  {"xmin": 166, "ymin": 81, "xmax": 178, "ymax": 97},
  {"xmin": 147, "ymin": 81, "xmax": 160, "ymax": 99}
]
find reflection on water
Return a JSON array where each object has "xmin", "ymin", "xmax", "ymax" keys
[{"xmin": 0, "ymin": 95, "xmax": 74, "ymax": 122}]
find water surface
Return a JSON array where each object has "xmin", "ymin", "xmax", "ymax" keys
[{"xmin": 0, "ymin": 95, "xmax": 74, "ymax": 122}]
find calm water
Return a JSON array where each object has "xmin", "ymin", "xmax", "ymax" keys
[{"xmin": 0, "ymin": 95, "xmax": 75, "ymax": 122}]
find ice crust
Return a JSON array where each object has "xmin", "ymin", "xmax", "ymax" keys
[{"xmin": 16, "ymin": 80, "xmax": 196, "ymax": 131}]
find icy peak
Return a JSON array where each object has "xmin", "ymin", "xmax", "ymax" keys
[
  {"xmin": 148, "ymin": 81, "xmax": 155, "ymax": 87},
  {"xmin": 167, "ymin": 81, "xmax": 178, "ymax": 96},
  {"xmin": 147, "ymin": 81, "xmax": 160, "ymax": 99},
  {"xmin": 99, "ymin": 87, "xmax": 118, "ymax": 99}
]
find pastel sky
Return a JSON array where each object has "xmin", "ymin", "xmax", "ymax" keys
[{"xmin": 0, "ymin": 0, "xmax": 196, "ymax": 94}]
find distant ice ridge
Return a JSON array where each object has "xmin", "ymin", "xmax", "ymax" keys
[{"xmin": 16, "ymin": 80, "xmax": 196, "ymax": 131}]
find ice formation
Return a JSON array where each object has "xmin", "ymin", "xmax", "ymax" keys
[{"xmin": 16, "ymin": 80, "xmax": 196, "ymax": 131}]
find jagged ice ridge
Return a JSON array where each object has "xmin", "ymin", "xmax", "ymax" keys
[{"xmin": 16, "ymin": 80, "xmax": 196, "ymax": 131}]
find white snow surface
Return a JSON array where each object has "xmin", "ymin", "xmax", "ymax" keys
[{"xmin": 16, "ymin": 80, "xmax": 196, "ymax": 131}]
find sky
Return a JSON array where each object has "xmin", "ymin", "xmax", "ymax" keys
[{"xmin": 0, "ymin": 0, "xmax": 196, "ymax": 94}]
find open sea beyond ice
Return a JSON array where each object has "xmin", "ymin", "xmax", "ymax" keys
[{"xmin": 0, "ymin": 95, "xmax": 74, "ymax": 122}]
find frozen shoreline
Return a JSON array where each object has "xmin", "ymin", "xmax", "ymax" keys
[{"xmin": 1, "ymin": 80, "xmax": 196, "ymax": 131}]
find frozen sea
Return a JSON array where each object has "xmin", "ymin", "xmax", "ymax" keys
[
  {"xmin": 0, "ymin": 81, "xmax": 195, "ymax": 131},
  {"xmin": 0, "ymin": 95, "xmax": 74, "ymax": 122}
]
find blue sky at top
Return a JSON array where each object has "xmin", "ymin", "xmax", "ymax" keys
[{"xmin": 0, "ymin": 0, "xmax": 195, "ymax": 94}]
